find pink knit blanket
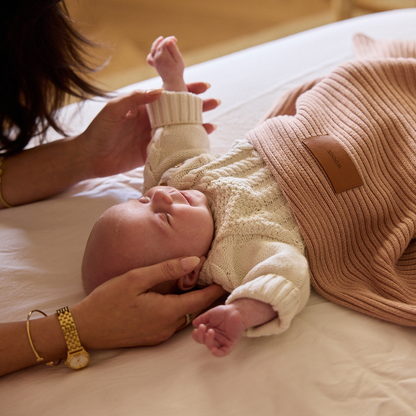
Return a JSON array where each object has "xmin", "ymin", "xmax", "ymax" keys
[{"xmin": 248, "ymin": 34, "xmax": 416, "ymax": 326}]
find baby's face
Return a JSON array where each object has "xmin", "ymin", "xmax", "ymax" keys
[
  {"xmin": 115, "ymin": 186, "xmax": 213, "ymax": 266},
  {"xmin": 133, "ymin": 186, "xmax": 214, "ymax": 257},
  {"xmin": 82, "ymin": 186, "xmax": 214, "ymax": 293}
]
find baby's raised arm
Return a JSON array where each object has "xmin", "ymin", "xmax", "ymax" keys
[
  {"xmin": 192, "ymin": 299, "xmax": 278, "ymax": 357},
  {"xmin": 147, "ymin": 36, "xmax": 187, "ymax": 92}
]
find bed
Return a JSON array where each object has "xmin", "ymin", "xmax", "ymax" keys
[{"xmin": 1, "ymin": 9, "xmax": 415, "ymax": 416}]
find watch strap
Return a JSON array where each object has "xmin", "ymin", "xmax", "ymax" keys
[{"xmin": 56, "ymin": 306, "xmax": 83, "ymax": 353}]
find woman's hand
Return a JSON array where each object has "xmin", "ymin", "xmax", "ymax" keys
[
  {"xmin": 76, "ymin": 89, "xmax": 161, "ymax": 177},
  {"xmin": 0, "ymin": 257, "xmax": 226, "ymax": 376},
  {"xmin": 72, "ymin": 257, "xmax": 226, "ymax": 349},
  {"xmin": 78, "ymin": 85, "xmax": 219, "ymax": 178},
  {"xmin": 0, "ymin": 85, "xmax": 218, "ymax": 208}
]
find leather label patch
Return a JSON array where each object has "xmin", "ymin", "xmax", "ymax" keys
[{"xmin": 302, "ymin": 135, "xmax": 363, "ymax": 193}]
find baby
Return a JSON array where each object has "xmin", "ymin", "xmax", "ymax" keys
[{"xmin": 82, "ymin": 36, "xmax": 310, "ymax": 357}]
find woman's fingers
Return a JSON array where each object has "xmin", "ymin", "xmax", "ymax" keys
[
  {"xmin": 171, "ymin": 284, "xmax": 227, "ymax": 333},
  {"xmin": 127, "ymin": 256, "xmax": 201, "ymax": 293}
]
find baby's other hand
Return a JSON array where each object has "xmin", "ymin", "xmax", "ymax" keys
[
  {"xmin": 147, "ymin": 36, "xmax": 187, "ymax": 92},
  {"xmin": 192, "ymin": 304, "xmax": 246, "ymax": 357}
]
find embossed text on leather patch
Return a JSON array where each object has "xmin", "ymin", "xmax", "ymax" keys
[{"xmin": 302, "ymin": 135, "xmax": 363, "ymax": 193}]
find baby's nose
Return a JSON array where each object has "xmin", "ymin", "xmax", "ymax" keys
[{"xmin": 152, "ymin": 189, "xmax": 173, "ymax": 205}]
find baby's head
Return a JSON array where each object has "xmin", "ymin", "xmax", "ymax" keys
[{"xmin": 82, "ymin": 186, "xmax": 214, "ymax": 294}]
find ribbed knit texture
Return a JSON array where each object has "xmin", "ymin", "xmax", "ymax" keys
[
  {"xmin": 147, "ymin": 91, "xmax": 203, "ymax": 128},
  {"xmin": 248, "ymin": 35, "xmax": 416, "ymax": 326},
  {"xmin": 354, "ymin": 33, "xmax": 416, "ymax": 60}
]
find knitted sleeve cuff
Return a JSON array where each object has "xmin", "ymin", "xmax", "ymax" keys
[
  {"xmin": 147, "ymin": 91, "xmax": 203, "ymax": 129},
  {"xmin": 225, "ymin": 273, "xmax": 309, "ymax": 337}
]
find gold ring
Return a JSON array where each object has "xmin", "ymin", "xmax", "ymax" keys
[{"xmin": 185, "ymin": 313, "xmax": 193, "ymax": 326}]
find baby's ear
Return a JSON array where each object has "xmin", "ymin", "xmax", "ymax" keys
[{"xmin": 177, "ymin": 256, "xmax": 206, "ymax": 291}]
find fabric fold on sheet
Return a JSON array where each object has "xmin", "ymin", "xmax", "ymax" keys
[{"xmin": 248, "ymin": 35, "xmax": 416, "ymax": 326}]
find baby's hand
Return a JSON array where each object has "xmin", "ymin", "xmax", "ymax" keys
[
  {"xmin": 192, "ymin": 304, "xmax": 246, "ymax": 357},
  {"xmin": 147, "ymin": 36, "xmax": 187, "ymax": 92}
]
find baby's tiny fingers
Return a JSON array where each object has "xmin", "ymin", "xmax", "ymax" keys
[
  {"xmin": 192, "ymin": 324, "xmax": 207, "ymax": 344},
  {"xmin": 192, "ymin": 329, "xmax": 201, "ymax": 343},
  {"xmin": 204, "ymin": 328, "xmax": 219, "ymax": 349},
  {"xmin": 150, "ymin": 36, "xmax": 164, "ymax": 55},
  {"xmin": 146, "ymin": 53, "xmax": 155, "ymax": 67}
]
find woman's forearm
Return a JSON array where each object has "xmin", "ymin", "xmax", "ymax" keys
[
  {"xmin": 0, "ymin": 136, "xmax": 91, "ymax": 208},
  {"xmin": 0, "ymin": 315, "xmax": 67, "ymax": 377},
  {"xmin": 0, "ymin": 258, "xmax": 226, "ymax": 376},
  {"xmin": 0, "ymin": 87, "xmax": 218, "ymax": 209}
]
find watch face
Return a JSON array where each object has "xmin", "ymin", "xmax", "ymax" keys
[{"xmin": 68, "ymin": 352, "xmax": 89, "ymax": 370}]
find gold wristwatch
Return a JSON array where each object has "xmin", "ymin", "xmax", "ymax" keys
[{"xmin": 57, "ymin": 306, "xmax": 90, "ymax": 370}]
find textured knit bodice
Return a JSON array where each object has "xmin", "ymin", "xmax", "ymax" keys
[{"xmin": 145, "ymin": 92, "xmax": 310, "ymax": 336}]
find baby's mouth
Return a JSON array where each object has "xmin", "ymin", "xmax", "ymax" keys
[{"xmin": 179, "ymin": 191, "xmax": 192, "ymax": 205}]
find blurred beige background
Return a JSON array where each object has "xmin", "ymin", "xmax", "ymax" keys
[{"xmin": 66, "ymin": 0, "xmax": 414, "ymax": 92}]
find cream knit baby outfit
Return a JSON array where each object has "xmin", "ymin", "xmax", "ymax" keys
[{"xmin": 145, "ymin": 92, "xmax": 310, "ymax": 337}]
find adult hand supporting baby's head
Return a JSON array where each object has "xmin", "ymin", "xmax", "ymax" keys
[{"xmin": 71, "ymin": 257, "xmax": 226, "ymax": 350}]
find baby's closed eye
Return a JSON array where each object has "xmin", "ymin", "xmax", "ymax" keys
[
  {"xmin": 157, "ymin": 212, "xmax": 171, "ymax": 225},
  {"xmin": 138, "ymin": 196, "xmax": 150, "ymax": 203}
]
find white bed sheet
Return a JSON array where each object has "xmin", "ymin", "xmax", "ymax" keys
[{"xmin": 1, "ymin": 9, "xmax": 416, "ymax": 416}]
